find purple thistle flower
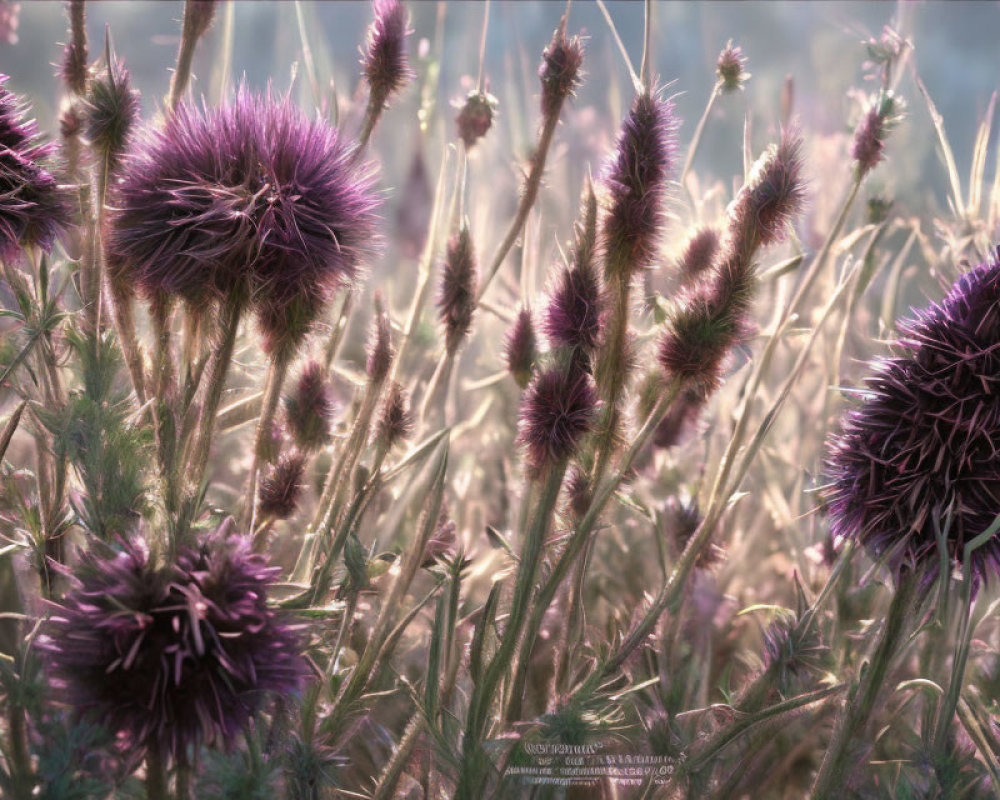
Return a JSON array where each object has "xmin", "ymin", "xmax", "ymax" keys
[
  {"xmin": 544, "ymin": 257, "xmax": 603, "ymax": 354},
  {"xmin": 107, "ymin": 87, "xmax": 379, "ymax": 356},
  {"xmin": 0, "ymin": 75, "xmax": 69, "ymax": 258},
  {"xmin": 825, "ymin": 255, "xmax": 1000, "ymax": 587},
  {"xmin": 517, "ymin": 366, "xmax": 598, "ymax": 475},
  {"xmin": 504, "ymin": 308, "xmax": 538, "ymax": 389},
  {"xmin": 362, "ymin": 0, "xmax": 412, "ymax": 114},
  {"xmin": 731, "ymin": 131, "xmax": 806, "ymax": 251},
  {"xmin": 284, "ymin": 360, "xmax": 335, "ymax": 452},
  {"xmin": 762, "ymin": 613, "xmax": 827, "ymax": 691},
  {"xmin": 258, "ymin": 450, "xmax": 307, "ymax": 520},
  {"xmin": 456, "ymin": 89, "xmax": 497, "ymax": 148},
  {"xmin": 376, "ymin": 380, "xmax": 412, "ymax": 451},
  {"xmin": 676, "ymin": 227, "xmax": 720, "ymax": 286},
  {"xmin": 85, "ymin": 56, "xmax": 140, "ymax": 172},
  {"xmin": 366, "ymin": 291, "xmax": 393, "ymax": 385},
  {"xmin": 538, "ymin": 24, "xmax": 584, "ymax": 120},
  {"xmin": 716, "ymin": 40, "xmax": 749, "ymax": 93},
  {"xmin": 852, "ymin": 91, "xmax": 904, "ymax": 180},
  {"xmin": 601, "ymin": 91, "xmax": 678, "ymax": 279},
  {"xmin": 39, "ymin": 531, "xmax": 306, "ymax": 762},
  {"xmin": 437, "ymin": 226, "xmax": 477, "ymax": 355}
]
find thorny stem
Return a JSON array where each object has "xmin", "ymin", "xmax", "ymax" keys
[{"xmin": 810, "ymin": 572, "xmax": 918, "ymax": 800}]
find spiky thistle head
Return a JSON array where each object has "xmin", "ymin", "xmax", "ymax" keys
[
  {"xmin": 456, "ymin": 89, "xmax": 497, "ymax": 148},
  {"xmin": 505, "ymin": 308, "xmax": 538, "ymax": 389},
  {"xmin": 0, "ymin": 75, "xmax": 69, "ymax": 258},
  {"xmin": 362, "ymin": 0, "xmax": 412, "ymax": 113},
  {"xmin": 85, "ymin": 55, "xmax": 140, "ymax": 173},
  {"xmin": 762, "ymin": 612, "xmax": 828, "ymax": 693},
  {"xmin": 39, "ymin": 531, "xmax": 306, "ymax": 762},
  {"xmin": 731, "ymin": 130, "xmax": 806, "ymax": 252},
  {"xmin": 517, "ymin": 366, "xmax": 598, "ymax": 476},
  {"xmin": 258, "ymin": 450, "xmax": 307, "ymax": 520},
  {"xmin": 366, "ymin": 291, "xmax": 394, "ymax": 385},
  {"xmin": 676, "ymin": 227, "xmax": 720, "ymax": 286},
  {"xmin": 601, "ymin": 90, "xmax": 678, "ymax": 279},
  {"xmin": 284, "ymin": 360, "xmax": 334, "ymax": 452},
  {"xmin": 825, "ymin": 254, "xmax": 1000, "ymax": 587},
  {"xmin": 107, "ymin": 87, "xmax": 379, "ymax": 358},
  {"xmin": 544, "ymin": 257, "xmax": 603, "ymax": 354},
  {"xmin": 538, "ymin": 22, "xmax": 584, "ymax": 119},
  {"xmin": 437, "ymin": 226, "xmax": 477, "ymax": 354},
  {"xmin": 376, "ymin": 380, "xmax": 412, "ymax": 451},
  {"xmin": 852, "ymin": 91, "xmax": 905, "ymax": 180},
  {"xmin": 716, "ymin": 40, "xmax": 749, "ymax": 93}
]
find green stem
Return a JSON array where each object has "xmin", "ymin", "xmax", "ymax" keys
[
  {"xmin": 243, "ymin": 353, "xmax": 289, "ymax": 533},
  {"xmin": 680, "ymin": 83, "xmax": 721, "ymax": 193},
  {"xmin": 145, "ymin": 749, "xmax": 168, "ymax": 800},
  {"xmin": 810, "ymin": 572, "xmax": 918, "ymax": 800}
]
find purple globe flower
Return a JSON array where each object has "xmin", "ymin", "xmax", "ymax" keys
[
  {"xmin": 517, "ymin": 366, "xmax": 598, "ymax": 476},
  {"xmin": 107, "ymin": 87, "xmax": 379, "ymax": 356},
  {"xmin": 0, "ymin": 74, "xmax": 69, "ymax": 258},
  {"xmin": 825, "ymin": 254, "xmax": 1000, "ymax": 586},
  {"xmin": 39, "ymin": 530, "xmax": 306, "ymax": 761}
]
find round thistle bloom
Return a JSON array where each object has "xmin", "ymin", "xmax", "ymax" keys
[
  {"xmin": 716, "ymin": 41, "xmax": 749, "ymax": 93},
  {"xmin": 538, "ymin": 25, "xmax": 584, "ymax": 120},
  {"xmin": 107, "ymin": 87, "xmax": 378, "ymax": 355},
  {"xmin": 39, "ymin": 533, "xmax": 305, "ymax": 761},
  {"xmin": 730, "ymin": 132, "xmax": 806, "ymax": 251},
  {"xmin": 504, "ymin": 308, "xmax": 538, "ymax": 389},
  {"xmin": 517, "ymin": 366, "xmax": 598, "ymax": 475},
  {"xmin": 0, "ymin": 75, "xmax": 69, "ymax": 258},
  {"xmin": 455, "ymin": 89, "xmax": 497, "ymax": 148},
  {"xmin": 362, "ymin": 0, "xmax": 412, "ymax": 113},
  {"xmin": 544, "ymin": 257, "xmax": 603, "ymax": 353},
  {"xmin": 284, "ymin": 360, "xmax": 335, "ymax": 452},
  {"xmin": 825, "ymin": 256, "xmax": 1000, "ymax": 586},
  {"xmin": 258, "ymin": 451, "xmax": 307, "ymax": 520},
  {"xmin": 601, "ymin": 91, "xmax": 678, "ymax": 278},
  {"xmin": 85, "ymin": 56, "xmax": 140, "ymax": 173}
]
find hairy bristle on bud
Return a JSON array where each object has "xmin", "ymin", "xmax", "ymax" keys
[
  {"xmin": 284, "ymin": 361, "xmax": 334, "ymax": 452},
  {"xmin": 538, "ymin": 25, "xmax": 584, "ymax": 119},
  {"xmin": 437, "ymin": 226, "xmax": 478, "ymax": 354},
  {"xmin": 363, "ymin": 0, "xmax": 412, "ymax": 112},
  {"xmin": 60, "ymin": 1, "xmax": 88, "ymax": 95},
  {"xmin": 377, "ymin": 381, "xmax": 412, "ymax": 451},
  {"xmin": 366, "ymin": 291, "xmax": 394, "ymax": 384},
  {"xmin": 731, "ymin": 131, "xmax": 806, "ymax": 251},
  {"xmin": 85, "ymin": 56, "xmax": 140, "ymax": 172},
  {"xmin": 505, "ymin": 308, "xmax": 538, "ymax": 389},
  {"xmin": 716, "ymin": 40, "xmax": 749, "ymax": 92},
  {"xmin": 601, "ymin": 91, "xmax": 679, "ymax": 278},
  {"xmin": 517, "ymin": 366, "xmax": 598, "ymax": 475},
  {"xmin": 456, "ymin": 89, "xmax": 497, "ymax": 148},
  {"xmin": 852, "ymin": 91, "xmax": 904, "ymax": 180},
  {"xmin": 258, "ymin": 451, "xmax": 306, "ymax": 520},
  {"xmin": 676, "ymin": 227, "xmax": 721, "ymax": 285}
]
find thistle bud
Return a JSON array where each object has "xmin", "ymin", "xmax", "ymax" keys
[
  {"xmin": 362, "ymin": 0, "xmax": 412, "ymax": 114},
  {"xmin": 456, "ymin": 89, "xmax": 497, "ymax": 148},
  {"xmin": 284, "ymin": 361, "xmax": 335, "ymax": 452},
  {"xmin": 60, "ymin": 0, "xmax": 88, "ymax": 95},
  {"xmin": 85, "ymin": 56, "xmax": 140, "ymax": 173},
  {"xmin": 732, "ymin": 131, "xmax": 806, "ymax": 251},
  {"xmin": 376, "ymin": 381, "xmax": 412, "ymax": 451},
  {"xmin": 258, "ymin": 451, "xmax": 306, "ymax": 520},
  {"xmin": 852, "ymin": 91, "xmax": 904, "ymax": 180},
  {"xmin": 366, "ymin": 291, "xmax": 394, "ymax": 385},
  {"xmin": 538, "ymin": 23, "xmax": 584, "ymax": 120},
  {"xmin": 505, "ymin": 308, "xmax": 538, "ymax": 389},
  {"xmin": 517, "ymin": 366, "xmax": 598, "ymax": 476},
  {"xmin": 716, "ymin": 40, "xmax": 749, "ymax": 93},
  {"xmin": 602, "ymin": 91, "xmax": 678, "ymax": 279},
  {"xmin": 676, "ymin": 227, "xmax": 720, "ymax": 286},
  {"xmin": 437, "ymin": 226, "xmax": 477, "ymax": 355},
  {"xmin": 565, "ymin": 466, "xmax": 592, "ymax": 522},
  {"xmin": 544, "ymin": 257, "xmax": 604, "ymax": 356}
]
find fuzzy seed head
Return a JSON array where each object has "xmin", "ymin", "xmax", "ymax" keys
[
  {"xmin": 505, "ymin": 308, "xmax": 538, "ymax": 389},
  {"xmin": 0, "ymin": 75, "xmax": 70, "ymax": 258},
  {"xmin": 85, "ymin": 57, "xmax": 140, "ymax": 172},
  {"xmin": 732, "ymin": 131, "xmax": 806, "ymax": 251},
  {"xmin": 544, "ymin": 258, "xmax": 603, "ymax": 353},
  {"xmin": 107, "ymin": 87, "xmax": 379, "ymax": 356},
  {"xmin": 60, "ymin": 0, "xmax": 88, "ymax": 96},
  {"xmin": 676, "ymin": 227, "xmax": 721, "ymax": 286},
  {"xmin": 437, "ymin": 226, "xmax": 477, "ymax": 354},
  {"xmin": 852, "ymin": 91, "xmax": 904, "ymax": 179},
  {"xmin": 366, "ymin": 291, "xmax": 394, "ymax": 385},
  {"xmin": 377, "ymin": 381, "xmax": 412, "ymax": 451},
  {"xmin": 285, "ymin": 361, "xmax": 334, "ymax": 452},
  {"xmin": 601, "ymin": 91, "xmax": 678, "ymax": 278},
  {"xmin": 258, "ymin": 451, "xmax": 307, "ymax": 520},
  {"xmin": 716, "ymin": 41, "xmax": 749, "ymax": 92},
  {"xmin": 363, "ymin": 0, "xmax": 412, "ymax": 112},
  {"xmin": 39, "ymin": 533, "xmax": 305, "ymax": 761},
  {"xmin": 825, "ymin": 255, "xmax": 1000, "ymax": 587},
  {"xmin": 538, "ymin": 25, "xmax": 584, "ymax": 119},
  {"xmin": 456, "ymin": 89, "xmax": 497, "ymax": 148},
  {"xmin": 517, "ymin": 366, "xmax": 598, "ymax": 475}
]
